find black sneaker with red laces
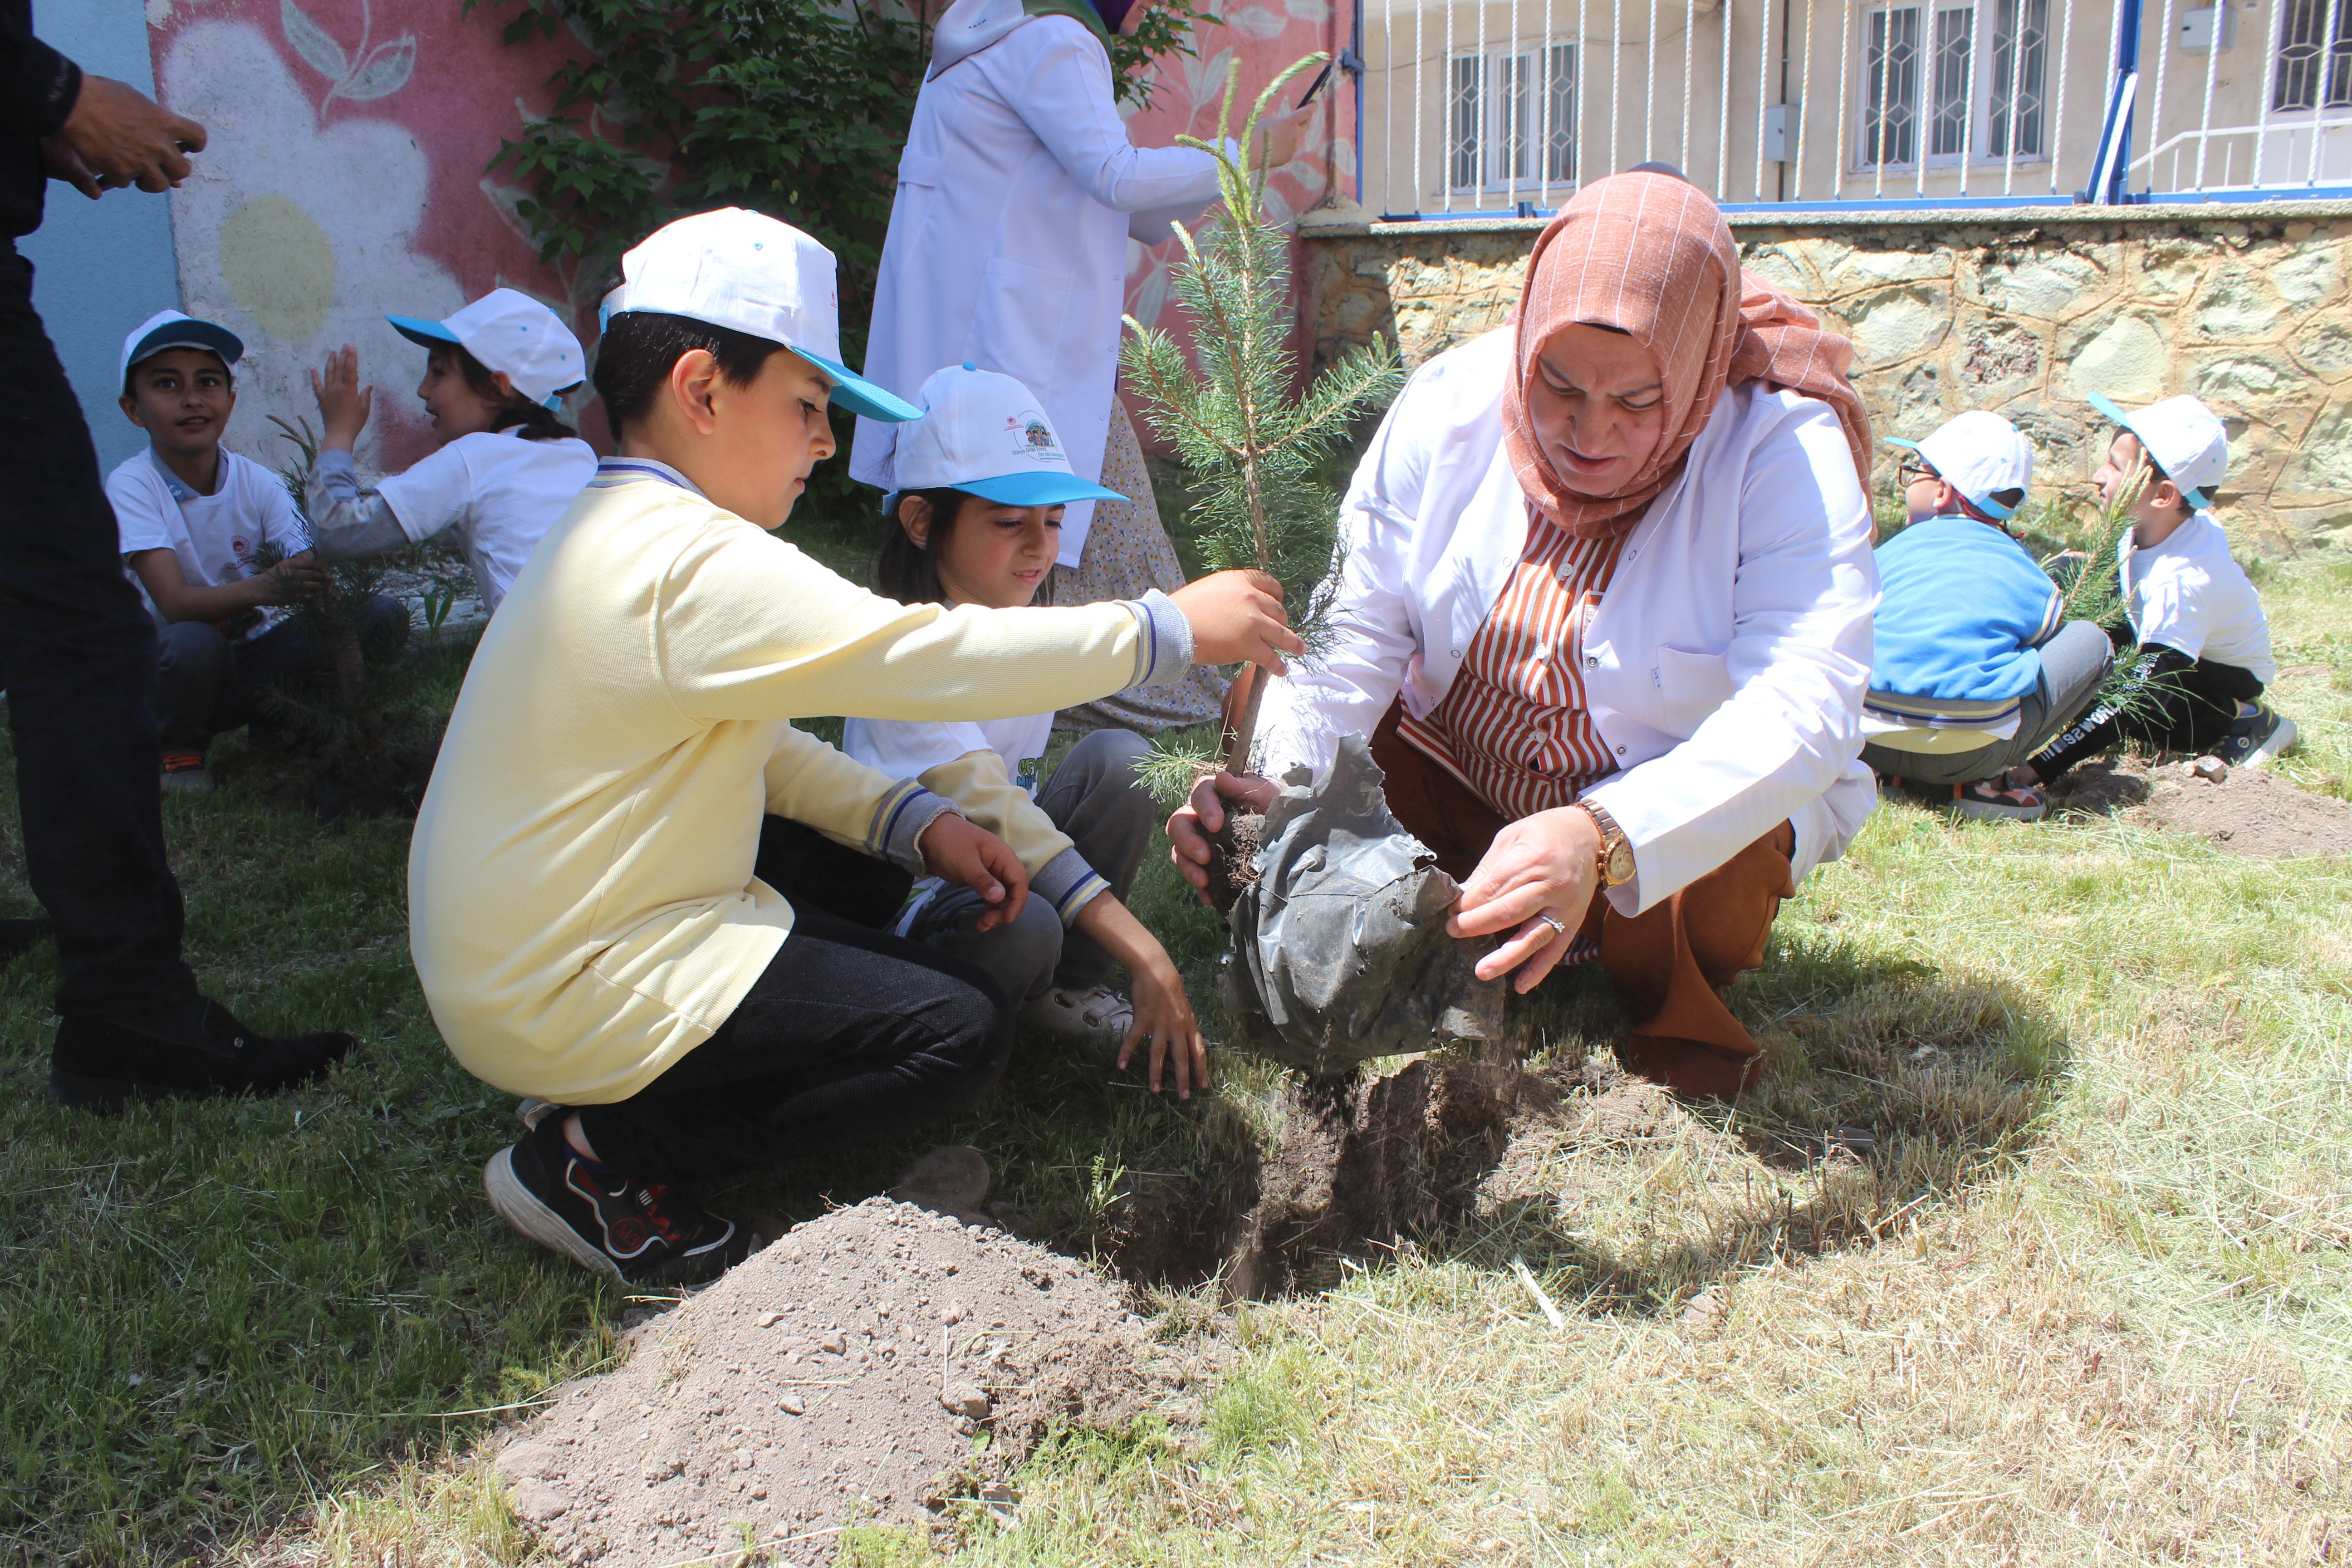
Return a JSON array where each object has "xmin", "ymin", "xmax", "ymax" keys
[{"xmin": 483, "ymin": 1116, "xmax": 750, "ymax": 1285}]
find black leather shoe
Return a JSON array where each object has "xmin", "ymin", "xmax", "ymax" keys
[{"xmin": 48, "ymin": 997, "xmax": 357, "ymax": 1111}]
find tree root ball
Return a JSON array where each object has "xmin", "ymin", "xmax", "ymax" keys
[{"xmin": 1204, "ymin": 810, "xmax": 1265, "ymax": 916}]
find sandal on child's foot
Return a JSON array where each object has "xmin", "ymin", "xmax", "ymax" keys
[{"xmin": 1951, "ymin": 776, "xmax": 2047, "ymax": 822}]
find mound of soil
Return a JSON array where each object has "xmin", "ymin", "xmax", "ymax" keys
[
  {"xmin": 2135, "ymin": 760, "xmax": 2352, "ymax": 859},
  {"xmin": 494, "ymin": 1199, "xmax": 1160, "ymax": 1566}
]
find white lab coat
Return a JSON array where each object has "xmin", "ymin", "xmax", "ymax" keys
[
  {"xmin": 850, "ymin": 6, "xmax": 1226, "ymax": 566},
  {"xmin": 1255, "ymin": 328, "xmax": 1882, "ymax": 916}
]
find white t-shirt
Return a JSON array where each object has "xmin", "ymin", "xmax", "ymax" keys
[
  {"xmin": 2119, "ymin": 513, "xmax": 2276, "ymax": 684},
  {"xmin": 374, "ymin": 430, "xmax": 598, "ymax": 612},
  {"xmin": 842, "ymin": 710, "xmax": 1055, "ymax": 799},
  {"xmin": 108, "ymin": 447, "xmax": 313, "ymax": 641}
]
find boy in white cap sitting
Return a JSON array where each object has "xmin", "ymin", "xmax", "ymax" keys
[
  {"xmin": 2007, "ymin": 392, "xmax": 2292, "ymax": 793},
  {"xmin": 107, "ymin": 310, "xmax": 405, "ymax": 792},
  {"xmin": 1863, "ymin": 410, "xmax": 2114, "ymax": 821},
  {"xmin": 846, "ymin": 363, "xmax": 1198, "ymax": 1083},
  {"xmin": 409, "ymin": 209, "xmax": 1296, "ymax": 1285},
  {"xmin": 304, "ymin": 287, "xmax": 598, "ymax": 615}
]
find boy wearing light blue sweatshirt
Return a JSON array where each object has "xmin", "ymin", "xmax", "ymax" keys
[{"xmin": 1862, "ymin": 411, "xmax": 2113, "ymax": 822}]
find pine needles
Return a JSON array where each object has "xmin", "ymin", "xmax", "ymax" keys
[{"xmin": 1120, "ymin": 53, "xmax": 1405, "ymax": 800}]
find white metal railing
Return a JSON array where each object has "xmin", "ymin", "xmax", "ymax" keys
[{"xmin": 1352, "ymin": 0, "xmax": 2352, "ymax": 214}]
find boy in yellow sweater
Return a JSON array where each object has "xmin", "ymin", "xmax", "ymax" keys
[{"xmin": 410, "ymin": 210, "xmax": 1295, "ymax": 1284}]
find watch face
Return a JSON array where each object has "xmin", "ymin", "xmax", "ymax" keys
[{"xmin": 1605, "ymin": 841, "xmax": 1636, "ymax": 885}]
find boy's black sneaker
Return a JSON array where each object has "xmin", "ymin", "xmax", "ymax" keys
[
  {"xmin": 48, "ymin": 997, "xmax": 357, "ymax": 1111},
  {"xmin": 2212, "ymin": 704, "xmax": 2297, "ymax": 771},
  {"xmin": 484, "ymin": 1117, "xmax": 750, "ymax": 1285}
]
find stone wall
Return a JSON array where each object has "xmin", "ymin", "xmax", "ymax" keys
[{"xmin": 1298, "ymin": 203, "xmax": 2352, "ymax": 552}]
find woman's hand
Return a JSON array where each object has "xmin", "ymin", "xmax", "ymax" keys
[
  {"xmin": 1167, "ymin": 570, "xmax": 1303, "ymax": 674},
  {"xmin": 311, "ymin": 346, "xmax": 373, "ymax": 452},
  {"xmin": 918, "ymin": 813, "xmax": 1030, "ymax": 931},
  {"xmin": 1251, "ymin": 107, "xmax": 1310, "ymax": 171},
  {"xmin": 1167, "ymin": 770, "xmax": 1279, "ymax": 904},
  {"xmin": 1448, "ymin": 805, "xmax": 1604, "ymax": 993}
]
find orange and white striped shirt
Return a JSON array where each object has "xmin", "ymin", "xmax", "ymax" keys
[{"xmin": 1397, "ymin": 510, "xmax": 1625, "ymax": 821}]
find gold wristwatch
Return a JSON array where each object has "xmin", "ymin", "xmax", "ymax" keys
[{"xmin": 1573, "ymin": 800, "xmax": 1636, "ymax": 889}]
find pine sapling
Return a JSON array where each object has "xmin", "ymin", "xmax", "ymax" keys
[{"xmin": 1120, "ymin": 51, "xmax": 1404, "ymax": 910}]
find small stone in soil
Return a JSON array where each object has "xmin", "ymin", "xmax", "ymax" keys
[{"xmin": 942, "ymin": 1381, "xmax": 991, "ymax": 1419}]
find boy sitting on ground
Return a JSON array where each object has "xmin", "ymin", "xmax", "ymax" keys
[
  {"xmin": 1862, "ymin": 410, "xmax": 2113, "ymax": 822},
  {"xmin": 409, "ymin": 210, "xmax": 1296, "ymax": 1286},
  {"xmin": 2008, "ymin": 393, "xmax": 2292, "ymax": 795},
  {"xmin": 107, "ymin": 310, "xmax": 406, "ymax": 792}
]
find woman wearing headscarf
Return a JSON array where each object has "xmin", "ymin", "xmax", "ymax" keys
[
  {"xmin": 1171, "ymin": 172, "xmax": 1880, "ymax": 1098},
  {"xmin": 852, "ymin": 0, "xmax": 1309, "ymax": 731}
]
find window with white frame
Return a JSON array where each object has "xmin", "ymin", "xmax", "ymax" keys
[
  {"xmin": 1446, "ymin": 43, "xmax": 1576, "ymax": 191},
  {"xmin": 1856, "ymin": 0, "xmax": 2048, "ymax": 168},
  {"xmin": 2273, "ymin": 0, "xmax": 2352, "ymax": 110}
]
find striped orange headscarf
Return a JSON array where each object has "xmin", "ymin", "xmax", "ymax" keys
[{"xmin": 1503, "ymin": 172, "xmax": 1873, "ymax": 540}]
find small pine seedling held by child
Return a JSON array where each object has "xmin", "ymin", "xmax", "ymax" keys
[
  {"xmin": 2009, "ymin": 392, "xmax": 2292, "ymax": 794},
  {"xmin": 414, "ymin": 209, "xmax": 1300, "ymax": 1288},
  {"xmin": 306, "ymin": 288, "xmax": 597, "ymax": 616},
  {"xmin": 107, "ymin": 310, "xmax": 405, "ymax": 793},
  {"xmin": 846, "ymin": 364, "xmax": 1207, "ymax": 1093}
]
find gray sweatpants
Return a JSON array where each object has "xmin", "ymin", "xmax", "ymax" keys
[
  {"xmin": 1862, "ymin": 618, "xmax": 2115, "ymax": 786},
  {"xmin": 902, "ymin": 728, "xmax": 1156, "ymax": 1006}
]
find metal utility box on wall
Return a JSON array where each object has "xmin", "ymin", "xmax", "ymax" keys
[
  {"xmin": 1765, "ymin": 103, "xmax": 1798, "ymax": 163},
  {"xmin": 2178, "ymin": 5, "xmax": 2238, "ymax": 53}
]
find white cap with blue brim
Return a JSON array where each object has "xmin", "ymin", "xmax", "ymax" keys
[
  {"xmin": 2088, "ymin": 391, "xmax": 2229, "ymax": 511},
  {"xmin": 386, "ymin": 287, "xmax": 587, "ymax": 411},
  {"xmin": 890, "ymin": 363, "xmax": 1126, "ymax": 507},
  {"xmin": 118, "ymin": 309, "xmax": 244, "ymax": 392},
  {"xmin": 1884, "ymin": 408, "xmax": 2035, "ymax": 521},
  {"xmin": 598, "ymin": 208, "xmax": 922, "ymax": 425}
]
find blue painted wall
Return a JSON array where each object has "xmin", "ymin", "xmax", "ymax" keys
[{"xmin": 20, "ymin": 0, "xmax": 183, "ymax": 475}]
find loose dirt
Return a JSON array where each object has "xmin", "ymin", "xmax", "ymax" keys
[
  {"xmin": 2135, "ymin": 760, "xmax": 2352, "ymax": 858},
  {"xmin": 1202, "ymin": 809, "xmax": 1264, "ymax": 916},
  {"xmin": 494, "ymin": 1199, "xmax": 1165, "ymax": 1566},
  {"xmin": 2053, "ymin": 756, "xmax": 2352, "ymax": 858}
]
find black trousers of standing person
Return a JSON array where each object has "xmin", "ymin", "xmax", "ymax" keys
[
  {"xmin": 0, "ymin": 246, "xmax": 197, "ymax": 1018},
  {"xmin": 572, "ymin": 821, "xmax": 1014, "ymax": 1189}
]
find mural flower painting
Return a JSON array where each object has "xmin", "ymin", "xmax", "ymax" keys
[{"xmin": 160, "ymin": 18, "xmax": 465, "ymax": 471}]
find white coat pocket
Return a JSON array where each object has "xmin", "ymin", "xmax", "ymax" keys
[
  {"xmin": 1653, "ymin": 644, "xmax": 1735, "ymax": 727},
  {"xmin": 964, "ymin": 257, "xmax": 1076, "ymax": 392}
]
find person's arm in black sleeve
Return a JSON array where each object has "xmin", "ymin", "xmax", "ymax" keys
[
  {"xmin": 1, "ymin": 18, "xmax": 83, "ymax": 138},
  {"xmin": 2026, "ymin": 643, "xmax": 2200, "ymax": 780}
]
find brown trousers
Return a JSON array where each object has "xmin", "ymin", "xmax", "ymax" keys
[{"xmin": 1367, "ymin": 702, "xmax": 1795, "ymax": 1098}]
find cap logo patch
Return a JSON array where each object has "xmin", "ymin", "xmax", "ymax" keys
[{"xmin": 1006, "ymin": 412, "xmax": 1061, "ymax": 462}]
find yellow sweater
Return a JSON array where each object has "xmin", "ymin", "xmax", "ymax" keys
[{"xmin": 408, "ymin": 461, "xmax": 1190, "ymax": 1103}]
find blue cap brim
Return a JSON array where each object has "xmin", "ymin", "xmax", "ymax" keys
[
  {"xmin": 386, "ymin": 314, "xmax": 460, "ymax": 351},
  {"xmin": 793, "ymin": 346, "xmax": 923, "ymax": 423},
  {"xmin": 128, "ymin": 319, "xmax": 244, "ymax": 375},
  {"xmin": 959, "ymin": 472, "xmax": 1127, "ymax": 506},
  {"xmin": 2086, "ymin": 390, "xmax": 2131, "ymax": 428},
  {"xmin": 1882, "ymin": 436, "xmax": 1923, "ymax": 452}
]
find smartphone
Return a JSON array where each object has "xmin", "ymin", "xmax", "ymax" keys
[{"xmin": 1295, "ymin": 62, "xmax": 1335, "ymax": 109}]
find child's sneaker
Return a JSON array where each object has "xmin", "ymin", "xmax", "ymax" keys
[
  {"xmin": 160, "ymin": 751, "xmax": 212, "ymax": 792},
  {"xmin": 483, "ymin": 1117, "xmax": 749, "ymax": 1285},
  {"xmin": 516, "ymin": 1096, "xmax": 560, "ymax": 1130},
  {"xmin": 1019, "ymin": 984, "xmax": 1134, "ymax": 1044},
  {"xmin": 2212, "ymin": 703, "xmax": 2297, "ymax": 770},
  {"xmin": 1951, "ymin": 776, "xmax": 2047, "ymax": 822}
]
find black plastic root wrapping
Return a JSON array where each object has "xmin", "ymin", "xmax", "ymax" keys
[{"xmin": 1220, "ymin": 732, "xmax": 1507, "ymax": 1076}]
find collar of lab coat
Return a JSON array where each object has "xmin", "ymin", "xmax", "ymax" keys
[{"xmin": 929, "ymin": 0, "xmax": 1110, "ymax": 78}]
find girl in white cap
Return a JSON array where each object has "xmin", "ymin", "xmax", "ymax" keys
[
  {"xmin": 852, "ymin": 0, "xmax": 1309, "ymax": 733},
  {"xmin": 305, "ymin": 287, "xmax": 598, "ymax": 614},
  {"xmin": 845, "ymin": 364, "xmax": 1202, "ymax": 1083}
]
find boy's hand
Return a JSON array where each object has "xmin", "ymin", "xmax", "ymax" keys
[
  {"xmin": 312, "ymin": 347, "xmax": 372, "ymax": 451},
  {"xmin": 918, "ymin": 813, "xmax": 1029, "ymax": 931},
  {"xmin": 1169, "ymin": 569, "xmax": 1303, "ymax": 675},
  {"xmin": 1119, "ymin": 954, "xmax": 1209, "ymax": 1099},
  {"xmin": 252, "ymin": 555, "xmax": 330, "ymax": 606},
  {"xmin": 59, "ymin": 75, "xmax": 206, "ymax": 193}
]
